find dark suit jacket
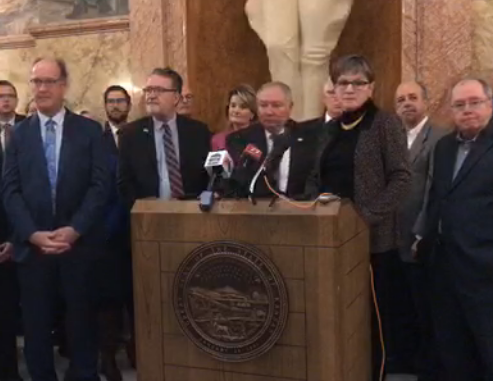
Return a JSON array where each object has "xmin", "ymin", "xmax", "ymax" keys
[
  {"xmin": 2, "ymin": 110, "xmax": 110, "ymax": 262},
  {"xmin": 226, "ymin": 121, "xmax": 319, "ymax": 198},
  {"xmin": 419, "ymin": 119, "xmax": 493, "ymax": 285},
  {"xmin": 398, "ymin": 122, "xmax": 446, "ymax": 262},
  {"xmin": 118, "ymin": 115, "xmax": 211, "ymax": 207},
  {"xmin": 0, "ymin": 114, "xmax": 25, "ymax": 244},
  {"xmin": 306, "ymin": 105, "xmax": 411, "ymax": 253},
  {"xmin": 102, "ymin": 124, "xmax": 129, "ymax": 244}
]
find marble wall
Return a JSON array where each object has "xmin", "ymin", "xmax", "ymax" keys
[
  {"xmin": 333, "ymin": 0, "xmax": 402, "ymax": 112},
  {"xmin": 334, "ymin": 0, "xmax": 481, "ymax": 125},
  {"xmin": 403, "ymin": 0, "xmax": 473, "ymax": 125},
  {"xmin": 473, "ymin": 0, "xmax": 493, "ymax": 75},
  {"xmin": 0, "ymin": 29, "xmax": 134, "ymax": 122}
]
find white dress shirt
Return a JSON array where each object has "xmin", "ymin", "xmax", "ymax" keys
[
  {"xmin": 108, "ymin": 122, "xmax": 120, "ymax": 146},
  {"xmin": 153, "ymin": 115, "xmax": 180, "ymax": 199},
  {"xmin": 265, "ymin": 129, "xmax": 289, "ymax": 193},
  {"xmin": 407, "ymin": 116, "xmax": 428, "ymax": 149},
  {"xmin": 38, "ymin": 108, "xmax": 66, "ymax": 174},
  {"xmin": 325, "ymin": 112, "xmax": 332, "ymax": 123}
]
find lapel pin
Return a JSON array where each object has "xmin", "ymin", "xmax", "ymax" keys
[
  {"xmin": 143, "ymin": 128, "xmax": 149, "ymax": 134},
  {"xmin": 297, "ymin": 137, "xmax": 303, "ymax": 142}
]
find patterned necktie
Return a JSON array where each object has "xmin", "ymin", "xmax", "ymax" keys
[
  {"xmin": 2, "ymin": 123, "xmax": 11, "ymax": 147},
  {"xmin": 44, "ymin": 119, "xmax": 57, "ymax": 206},
  {"xmin": 162, "ymin": 123, "xmax": 184, "ymax": 198}
]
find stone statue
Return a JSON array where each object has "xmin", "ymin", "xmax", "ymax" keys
[{"xmin": 245, "ymin": 0, "xmax": 353, "ymax": 120}]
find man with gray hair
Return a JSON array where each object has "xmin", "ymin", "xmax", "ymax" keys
[
  {"xmin": 226, "ymin": 81, "xmax": 319, "ymax": 198},
  {"xmin": 416, "ymin": 77, "xmax": 493, "ymax": 380}
]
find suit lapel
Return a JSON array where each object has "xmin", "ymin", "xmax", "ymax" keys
[
  {"xmin": 141, "ymin": 117, "xmax": 158, "ymax": 175},
  {"xmin": 287, "ymin": 128, "xmax": 305, "ymax": 191},
  {"xmin": 409, "ymin": 123, "xmax": 431, "ymax": 164},
  {"xmin": 450, "ymin": 126, "xmax": 493, "ymax": 192},
  {"xmin": 57, "ymin": 111, "xmax": 76, "ymax": 195},
  {"xmin": 176, "ymin": 116, "xmax": 186, "ymax": 175},
  {"xmin": 250, "ymin": 124, "xmax": 268, "ymax": 161},
  {"xmin": 29, "ymin": 114, "xmax": 52, "ymax": 193},
  {"xmin": 103, "ymin": 122, "xmax": 118, "ymax": 154}
]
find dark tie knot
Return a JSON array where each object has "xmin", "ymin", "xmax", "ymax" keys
[{"xmin": 0, "ymin": 123, "xmax": 11, "ymax": 133}]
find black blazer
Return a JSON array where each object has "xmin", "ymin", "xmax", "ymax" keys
[
  {"xmin": 102, "ymin": 125, "xmax": 130, "ymax": 244},
  {"xmin": 118, "ymin": 115, "xmax": 211, "ymax": 207},
  {"xmin": 0, "ymin": 114, "xmax": 25, "ymax": 243},
  {"xmin": 2, "ymin": 110, "xmax": 111, "ymax": 262},
  {"xmin": 226, "ymin": 121, "xmax": 319, "ymax": 198},
  {"xmin": 419, "ymin": 119, "xmax": 493, "ymax": 285}
]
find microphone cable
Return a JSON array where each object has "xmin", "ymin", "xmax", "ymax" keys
[
  {"xmin": 263, "ymin": 174, "xmax": 386, "ymax": 381},
  {"xmin": 262, "ymin": 174, "xmax": 338, "ymax": 209}
]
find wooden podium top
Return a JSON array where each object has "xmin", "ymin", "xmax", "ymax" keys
[
  {"xmin": 131, "ymin": 199, "xmax": 367, "ymax": 248},
  {"xmin": 133, "ymin": 199, "xmax": 346, "ymax": 216}
]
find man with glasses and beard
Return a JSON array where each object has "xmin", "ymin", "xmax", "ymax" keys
[
  {"xmin": 94, "ymin": 86, "xmax": 133, "ymax": 380},
  {"xmin": 118, "ymin": 67, "xmax": 210, "ymax": 207}
]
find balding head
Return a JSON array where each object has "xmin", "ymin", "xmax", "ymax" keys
[
  {"xmin": 395, "ymin": 81, "xmax": 428, "ymax": 129},
  {"xmin": 322, "ymin": 79, "xmax": 342, "ymax": 119},
  {"xmin": 30, "ymin": 58, "xmax": 68, "ymax": 116},
  {"xmin": 450, "ymin": 78, "xmax": 493, "ymax": 139}
]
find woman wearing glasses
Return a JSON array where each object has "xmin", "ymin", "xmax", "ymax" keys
[
  {"xmin": 211, "ymin": 84, "xmax": 258, "ymax": 151},
  {"xmin": 305, "ymin": 54, "xmax": 412, "ymax": 380}
]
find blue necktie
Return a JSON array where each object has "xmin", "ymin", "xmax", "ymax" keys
[{"xmin": 44, "ymin": 119, "xmax": 57, "ymax": 206}]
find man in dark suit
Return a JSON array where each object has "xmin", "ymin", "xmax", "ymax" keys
[
  {"xmin": 118, "ymin": 67, "xmax": 210, "ymax": 207},
  {"xmin": 98, "ymin": 85, "xmax": 134, "ymax": 380},
  {"xmin": 300, "ymin": 78, "xmax": 343, "ymax": 133},
  {"xmin": 226, "ymin": 81, "xmax": 318, "ymax": 199},
  {"xmin": 416, "ymin": 77, "xmax": 493, "ymax": 380},
  {"xmin": 395, "ymin": 81, "xmax": 445, "ymax": 381},
  {"xmin": 2, "ymin": 58, "xmax": 110, "ymax": 381},
  {"xmin": 0, "ymin": 80, "xmax": 25, "ymax": 381}
]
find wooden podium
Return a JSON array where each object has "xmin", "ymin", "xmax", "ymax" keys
[{"xmin": 131, "ymin": 199, "xmax": 371, "ymax": 381}]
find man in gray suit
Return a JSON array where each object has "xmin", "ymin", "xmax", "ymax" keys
[{"xmin": 395, "ymin": 80, "xmax": 445, "ymax": 381}]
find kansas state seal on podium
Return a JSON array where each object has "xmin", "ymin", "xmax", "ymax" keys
[{"xmin": 173, "ymin": 241, "xmax": 289, "ymax": 362}]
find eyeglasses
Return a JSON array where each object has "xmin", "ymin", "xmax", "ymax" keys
[
  {"xmin": 30, "ymin": 78, "xmax": 62, "ymax": 88},
  {"xmin": 143, "ymin": 86, "xmax": 177, "ymax": 95},
  {"xmin": 451, "ymin": 98, "xmax": 491, "ymax": 112},
  {"xmin": 335, "ymin": 80, "xmax": 370, "ymax": 89},
  {"xmin": 106, "ymin": 98, "xmax": 128, "ymax": 105},
  {"xmin": 0, "ymin": 94, "xmax": 16, "ymax": 100}
]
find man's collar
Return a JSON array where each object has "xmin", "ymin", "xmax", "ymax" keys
[
  {"xmin": 37, "ymin": 108, "xmax": 66, "ymax": 128},
  {"xmin": 153, "ymin": 113, "xmax": 177, "ymax": 128},
  {"xmin": 456, "ymin": 132, "xmax": 479, "ymax": 143},
  {"xmin": 0, "ymin": 114, "xmax": 16, "ymax": 126}
]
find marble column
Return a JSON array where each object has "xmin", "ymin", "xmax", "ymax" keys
[{"xmin": 403, "ymin": 0, "xmax": 473, "ymax": 124}]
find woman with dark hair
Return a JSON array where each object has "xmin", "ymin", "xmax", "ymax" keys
[
  {"xmin": 305, "ymin": 55, "xmax": 412, "ymax": 380},
  {"xmin": 211, "ymin": 84, "xmax": 257, "ymax": 151}
]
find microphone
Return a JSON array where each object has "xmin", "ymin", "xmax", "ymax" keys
[
  {"xmin": 240, "ymin": 144, "xmax": 263, "ymax": 168},
  {"xmin": 249, "ymin": 131, "xmax": 291, "ymax": 196},
  {"xmin": 229, "ymin": 144, "xmax": 264, "ymax": 198},
  {"xmin": 199, "ymin": 150, "xmax": 234, "ymax": 212}
]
